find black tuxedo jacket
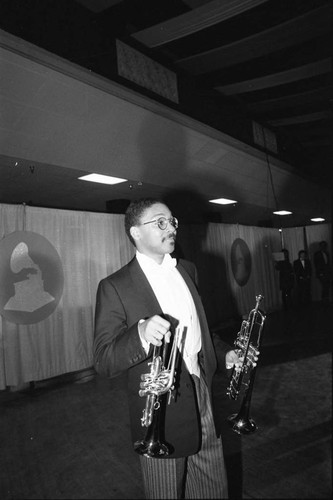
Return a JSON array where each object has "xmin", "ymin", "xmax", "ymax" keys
[
  {"xmin": 293, "ymin": 259, "xmax": 312, "ymax": 283},
  {"xmin": 314, "ymin": 250, "xmax": 330, "ymax": 278},
  {"xmin": 93, "ymin": 256, "xmax": 229, "ymax": 458}
]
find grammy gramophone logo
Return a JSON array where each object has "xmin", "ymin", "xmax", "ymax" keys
[
  {"xmin": 0, "ymin": 231, "xmax": 64, "ymax": 324},
  {"xmin": 231, "ymin": 238, "xmax": 252, "ymax": 287}
]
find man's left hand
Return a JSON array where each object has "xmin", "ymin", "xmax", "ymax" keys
[{"xmin": 225, "ymin": 350, "xmax": 242, "ymax": 370}]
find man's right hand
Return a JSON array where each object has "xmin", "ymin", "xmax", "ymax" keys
[{"xmin": 138, "ymin": 315, "xmax": 171, "ymax": 346}]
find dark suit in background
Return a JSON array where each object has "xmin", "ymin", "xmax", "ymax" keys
[
  {"xmin": 314, "ymin": 241, "xmax": 332, "ymax": 303},
  {"xmin": 293, "ymin": 250, "xmax": 312, "ymax": 306},
  {"xmin": 275, "ymin": 249, "xmax": 295, "ymax": 310}
]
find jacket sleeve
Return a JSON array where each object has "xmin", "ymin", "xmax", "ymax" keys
[
  {"xmin": 93, "ymin": 277, "xmax": 148, "ymax": 378},
  {"xmin": 211, "ymin": 331, "xmax": 234, "ymax": 372}
]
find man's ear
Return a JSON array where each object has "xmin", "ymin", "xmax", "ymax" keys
[{"xmin": 130, "ymin": 226, "xmax": 140, "ymax": 242}]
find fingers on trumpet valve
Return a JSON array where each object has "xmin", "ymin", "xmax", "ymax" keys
[{"xmin": 250, "ymin": 348, "xmax": 259, "ymax": 365}]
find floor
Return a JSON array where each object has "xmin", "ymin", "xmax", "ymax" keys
[{"xmin": 0, "ymin": 301, "xmax": 331, "ymax": 499}]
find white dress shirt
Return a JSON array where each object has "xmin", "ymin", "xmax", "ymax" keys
[{"xmin": 136, "ymin": 251, "xmax": 202, "ymax": 377}]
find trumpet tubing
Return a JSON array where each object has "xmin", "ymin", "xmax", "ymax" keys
[{"xmin": 141, "ymin": 393, "xmax": 159, "ymax": 428}]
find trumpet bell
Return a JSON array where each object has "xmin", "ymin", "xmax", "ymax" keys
[
  {"xmin": 227, "ymin": 413, "xmax": 257, "ymax": 435},
  {"xmin": 134, "ymin": 437, "xmax": 173, "ymax": 458}
]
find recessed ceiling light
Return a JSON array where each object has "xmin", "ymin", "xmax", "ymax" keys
[
  {"xmin": 209, "ymin": 198, "xmax": 237, "ymax": 205},
  {"xmin": 311, "ymin": 217, "xmax": 325, "ymax": 222},
  {"xmin": 78, "ymin": 173, "xmax": 127, "ymax": 185},
  {"xmin": 273, "ymin": 210, "xmax": 292, "ymax": 215}
]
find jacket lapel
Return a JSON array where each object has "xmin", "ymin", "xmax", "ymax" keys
[
  {"xmin": 127, "ymin": 257, "xmax": 163, "ymax": 317},
  {"xmin": 177, "ymin": 263, "xmax": 206, "ymax": 326}
]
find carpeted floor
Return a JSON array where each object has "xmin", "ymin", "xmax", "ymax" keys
[{"xmin": 0, "ymin": 301, "xmax": 331, "ymax": 499}]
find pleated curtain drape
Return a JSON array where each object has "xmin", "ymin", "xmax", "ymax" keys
[
  {"xmin": 0, "ymin": 204, "xmax": 134, "ymax": 390},
  {"xmin": 0, "ymin": 203, "xmax": 331, "ymax": 389}
]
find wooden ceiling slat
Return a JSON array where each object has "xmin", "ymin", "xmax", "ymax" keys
[
  {"xmin": 74, "ymin": 0, "xmax": 122, "ymax": 13},
  {"xmin": 216, "ymin": 59, "xmax": 332, "ymax": 95},
  {"xmin": 246, "ymin": 86, "xmax": 332, "ymax": 113},
  {"xmin": 175, "ymin": 5, "xmax": 331, "ymax": 74},
  {"xmin": 268, "ymin": 111, "xmax": 332, "ymax": 126},
  {"xmin": 301, "ymin": 140, "xmax": 332, "ymax": 147},
  {"xmin": 132, "ymin": 0, "xmax": 268, "ymax": 48}
]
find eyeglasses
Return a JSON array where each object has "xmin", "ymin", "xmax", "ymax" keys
[{"xmin": 142, "ymin": 216, "xmax": 178, "ymax": 231}]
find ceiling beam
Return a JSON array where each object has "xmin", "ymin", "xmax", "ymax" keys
[
  {"xmin": 175, "ymin": 5, "xmax": 331, "ymax": 74},
  {"xmin": 268, "ymin": 110, "xmax": 331, "ymax": 126},
  {"xmin": 216, "ymin": 58, "xmax": 332, "ymax": 95},
  {"xmin": 246, "ymin": 86, "xmax": 332, "ymax": 113},
  {"xmin": 132, "ymin": 0, "xmax": 268, "ymax": 47}
]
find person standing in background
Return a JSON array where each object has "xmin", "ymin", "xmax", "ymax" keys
[
  {"xmin": 275, "ymin": 248, "xmax": 295, "ymax": 311},
  {"xmin": 314, "ymin": 241, "xmax": 332, "ymax": 303},
  {"xmin": 293, "ymin": 250, "xmax": 312, "ymax": 307}
]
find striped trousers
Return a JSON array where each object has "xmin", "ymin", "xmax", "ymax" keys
[{"xmin": 139, "ymin": 374, "xmax": 229, "ymax": 499}]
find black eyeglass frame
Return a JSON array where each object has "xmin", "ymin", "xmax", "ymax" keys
[{"xmin": 141, "ymin": 216, "xmax": 178, "ymax": 230}]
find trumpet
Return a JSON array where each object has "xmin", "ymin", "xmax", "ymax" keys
[
  {"xmin": 134, "ymin": 327, "xmax": 181, "ymax": 458},
  {"xmin": 226, "ymin": 295, "xmax": 266, "ymax": 434}
]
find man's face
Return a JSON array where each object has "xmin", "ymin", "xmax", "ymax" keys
[{"xmin": 131, "ymin": 203, "xmax": 177, "ymax": 262}]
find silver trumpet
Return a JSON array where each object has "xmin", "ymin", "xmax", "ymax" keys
[
  {"xmin": 226, "ymin": 294, "xmax": 266, "ymax": 434},
  {"xmin": 134, "ymin": 327, "xmax": 181, "ymax": 458}
]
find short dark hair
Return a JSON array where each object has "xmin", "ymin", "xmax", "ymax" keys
[{"xmin": 124, "ymin": 198, "xmax": 165, "ymax": 246}]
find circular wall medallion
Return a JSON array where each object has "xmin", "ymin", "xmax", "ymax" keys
[
  {"xmin": 231, "ymin": 238, "xmax": 252, "ymax": 286},
  {"xmin": 0, "ymin": 231, "xmax": 64, "ymax": 324}
]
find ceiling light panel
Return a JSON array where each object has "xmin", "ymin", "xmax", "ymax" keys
[
  {"xmin": 273, "ymin": 210, "xmax": 292, "ymax": 215},
  {"xmin": 78, "ymin": 173, "xmax": 127, "ymax": 185},
  {"xmin": 209, "ymin": 198, "xmax": 237, "ymax": 205}
]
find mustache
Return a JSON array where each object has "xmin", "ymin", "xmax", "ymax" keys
[{"xmin": 162, "ymin": 233, "xmax": 176, "ymax": 243}]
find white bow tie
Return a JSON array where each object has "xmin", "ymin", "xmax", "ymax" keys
[{"xmin": 160, "ymin": 254, "xmax": 177, "ymax": 270}]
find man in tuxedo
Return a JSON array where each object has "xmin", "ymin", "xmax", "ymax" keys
[
  {"xmin": 293, "ymin": 250, "xmax": 312, "ymax": 306},
  {"xmin": 274, "ymin": 248, "xmax": 295, "ymax": 310},
  {"xmin": 314, "ymin": 240, "xmax": 332, "ymax": 303},
  {"xmin": 93, "ymin": 198, "xmax": 240, "ymax": 499}
]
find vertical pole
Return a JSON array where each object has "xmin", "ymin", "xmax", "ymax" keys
[
  {"xmin": 279, "ymin": 228, "xmax": 284, "ymax": 249},
  {"xmin": 303, "ymin": 226, "xmax": 308, "ymax": 253}
]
